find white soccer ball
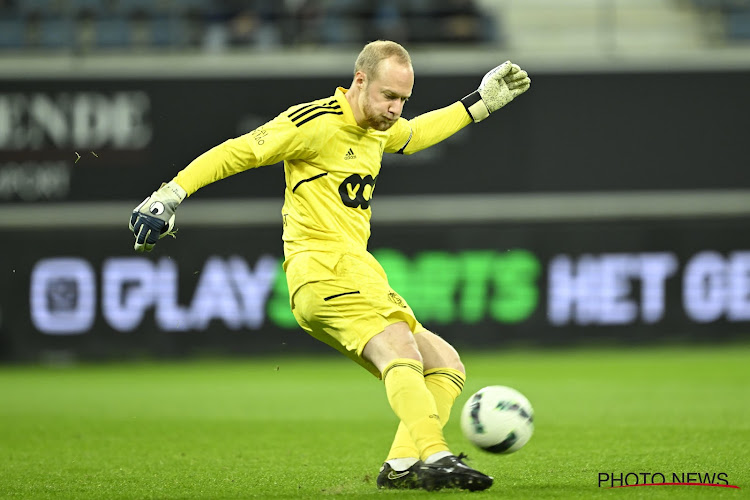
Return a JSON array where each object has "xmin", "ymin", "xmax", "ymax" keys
[{"xmin": 460, "ymin": 385, "xmax": 534, "ymax": 454}]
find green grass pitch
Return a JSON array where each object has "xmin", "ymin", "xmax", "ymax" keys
[{"xmin": 1, "ymin": 343, "xmax": 748, "ymax": 499}]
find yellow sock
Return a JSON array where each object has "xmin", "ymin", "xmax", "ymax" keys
[
  {"xmin": 386, "ymin": 423, "xmax": 419, "ymax": 462},
  {"xmin": 385, "ymin": 367, "xmax": 465, "ymax": 462},
  {"xmin": 424, "ymin": 367, "xmax": 466, "ymax": 423},
  {"xmin": 382, "ymin": 359, "xmax": 448, "ymax": 461}
]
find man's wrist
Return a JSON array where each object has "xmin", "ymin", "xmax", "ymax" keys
[
  {"xmin": 461, "ymin": 91, "xmax": 490, "ymax": 123},
  {"xmin": 162, "ymin": 180, "xmax": 187, "ymax": 204}
]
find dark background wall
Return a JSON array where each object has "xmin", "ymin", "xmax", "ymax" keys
[
  {"xmin": 1, "ymin": 70, "xmax": 749, "ymax": 361},
  {"xmin": 1, "ymin": 70, "xmax": 749, "ymax": 203}
]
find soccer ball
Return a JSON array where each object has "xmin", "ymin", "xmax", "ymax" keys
[{"xmin": 459, "ymin": 385, "xmax": 534, "ymax": 454}]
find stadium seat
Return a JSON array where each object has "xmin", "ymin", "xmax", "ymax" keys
[
  {"xmin": 690, "ymin": 0, "xmax": 724, "ymax": 9},
  {"xmin": 150, "ymin": 16, "xmax": 189, "ymax": 46},
  {"xmin": 70, "ymin": 0, "xmax": 113, "ymax": 16},
  {"xmin": 725, "ymin": 9, "xmax": 750, "ymax": 38},
  {"xmin": 0, "ymin": 19, "xmax": 25, "ymax": 49},
  {"xmin": 172, "ymin": 0, "xmax": 213, "ymax": 15},
  {"xmin": 116, "ymin": 0, "xmax": 170, "ymax": 16},
  {"xmin": 94, "ymin": 17, "xmax": 132, "ymax": 47},
  {"xmin": 38, "ymin": 18, "xmax": 75, "ymax": 48},
  {"xmin": 17, "ymin": 0, "xmax": 64, "ymax": 17}
]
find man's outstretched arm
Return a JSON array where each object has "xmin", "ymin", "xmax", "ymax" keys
[
  {"xmin": 127, "ymin": 136, "xmax": 263, "ymax": 252},
  {"xmin": 129, "ymin": 113, "xmax": 314, "ymax": 252},
  {"xmin": 391, "ymin": 61, "xmax": 530, "ymax": 155}
]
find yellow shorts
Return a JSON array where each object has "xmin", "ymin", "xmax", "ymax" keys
[{"xmin": 286, "ymin": 251, "xmax": 425, "ymax": 378}]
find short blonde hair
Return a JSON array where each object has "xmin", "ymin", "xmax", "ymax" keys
[{"xmin": 354, "ymin": 40, "xmax": 412, "ymax": 81}]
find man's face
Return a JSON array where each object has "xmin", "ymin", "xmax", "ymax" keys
[{"xmin": 358, "ymin": 57, "xmax": 414, "ymax": 131}]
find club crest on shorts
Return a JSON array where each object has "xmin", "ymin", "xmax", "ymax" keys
[{"xmin": 388, "ymin": 291, "xmax": 407, "ymax": 308}]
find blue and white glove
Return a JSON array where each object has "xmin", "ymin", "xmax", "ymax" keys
[
  {"xmin": 129, "ymin": 180, "xmax": 187, "ymax": 252},
  {"xmin": 461, "ymin": 61, "xmax": 531, "ymax": 123}
]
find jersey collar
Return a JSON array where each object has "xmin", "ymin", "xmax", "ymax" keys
[{"xmin": 335, "ymin": 87, "xmax": 360, "ymax": 127}]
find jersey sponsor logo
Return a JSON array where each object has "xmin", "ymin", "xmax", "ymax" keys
[
  {"xmin": 338, "ymin": 173, "xmax": 376, "ymax": 209},
  {"xmin": 344, "ymin": 148, "xmax": 356, "ymax": 160}
]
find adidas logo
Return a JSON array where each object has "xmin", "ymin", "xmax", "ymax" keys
[{"xmin": 344, "ymin": 148, "xmax": 356, "ymax": 160}]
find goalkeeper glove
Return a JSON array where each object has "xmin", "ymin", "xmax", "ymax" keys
[
  {"xmin": 129, "ymin": 180, "xmax": 187, "ymax": 252},
  {"xmin": 461, "ymin": 61, "xmax": 531, "ymax": 123}
]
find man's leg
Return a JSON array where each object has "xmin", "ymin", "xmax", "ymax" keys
[
  {"xmin": 419, "ymin": 330, "xmax": 467, "ymax": 426},
  {"xmin": 413, "ymin": 331, "xmax": 493, "ymax": 491},
  {"xmin": 366, "ymin": 324, "xmax": 492, "ymax": 491},
  {"xmin": 385, "ymin": 331, "xmax": 466, "ymax": 464},
  {"xmin": 363, "ymin": 322, "xmax": 450, "ymax": 462}
]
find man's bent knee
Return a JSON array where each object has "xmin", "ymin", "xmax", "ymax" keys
[
  {"xmin": 363, "ymin": 321, "xmax": 421, "ymax": 375},
  {"xmin": 415, "ymin": 330, "xmax": 465, "ymax": 374}
]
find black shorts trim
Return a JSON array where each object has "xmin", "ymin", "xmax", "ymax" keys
[{"xmin": 323, "ymin": 290, "xmax": 361, "ymax": 301}]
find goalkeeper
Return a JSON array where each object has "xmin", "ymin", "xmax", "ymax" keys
[{"xmin": 130, "ymin": 40, "xmax": 530, "ymax": 492}]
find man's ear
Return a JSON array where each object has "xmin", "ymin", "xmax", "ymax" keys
[{"xmin": 354, "ymin": 70, "xmax": 367, "ymax": 89}]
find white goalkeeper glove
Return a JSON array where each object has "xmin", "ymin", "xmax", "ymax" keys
[
  {"xmin": 461, "ymin": 61, "xmax": 531, "ymax": 123},
  {"xmin": 129, "ymin": 180, "xmax": 187, "ymax": 252}
]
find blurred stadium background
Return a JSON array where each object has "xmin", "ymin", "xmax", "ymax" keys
[
  {"xmin": 1, "ymin": 0, "xmax": 749, "ymax": 361},
  {"xmin": 1, "ymin": 1, "xmax": 750, "ymax": 498}
]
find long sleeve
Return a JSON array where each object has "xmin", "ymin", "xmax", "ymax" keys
[
  {"xmin": 173, "ymin": 136, "xmax": 261, "ymax": 196},
  {"xmin": 173, "ymin": 113, "xmax": 316, "ymax": 197},
  {"xmin": 385, "ymin": 102, "xmax": 472, "ymax": 155}
]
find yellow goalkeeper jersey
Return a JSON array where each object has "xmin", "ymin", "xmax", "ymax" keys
[{"xmin": 174, "ymin": 87, "xmax": 470, "ymax": 284}]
